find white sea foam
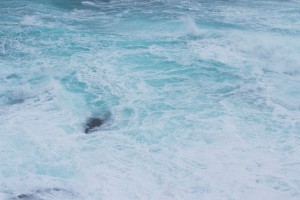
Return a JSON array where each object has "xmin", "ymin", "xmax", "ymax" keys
[
  {"xmin": 181, "ymin": 16, "xmax": 204, "ymax": 36},
  {"xmin": 21, "ymin": 15, "xmax": 42, "ymax": 26},
  {"xmin": 1, "ymin": 0, "xmax": 300, "ymax": 199},
  {"xmin": 81, "ymin": 1, "xmax": 96, "ymax": 6}
]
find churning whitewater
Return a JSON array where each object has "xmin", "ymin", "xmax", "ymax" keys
[{"xmin": 1, "ymin": 0, "xmax": 300, "ymax": 199}]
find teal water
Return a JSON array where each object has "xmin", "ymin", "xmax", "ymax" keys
[{"xmin": 1, "ymin": 0, "xmax": 300, "ymax": 199}]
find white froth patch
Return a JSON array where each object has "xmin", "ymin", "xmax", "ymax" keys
[
  {"xmin": 1, "ymin": 0, "xmax": 300, "ymax": 199},
  {"xmin": 180, "ymin": 16, "xmax": 204, "ymax": 36},
  {"xmin": 81, "ymin": 1, "xmax": 96, "ymax": 6},
  {"xmin": 21, "ymin": 15, "xmax": 42, "ymax": 26},
  {"xmin": 188, "ymin": 30, "xmax": 300, "ymax": 74}
]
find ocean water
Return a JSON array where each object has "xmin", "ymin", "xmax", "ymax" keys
[{"xmin": 1, "ymin": 0, "xmax": 300, "ymax": 199}]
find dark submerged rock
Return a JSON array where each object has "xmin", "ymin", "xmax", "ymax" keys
[
  {"xmin": 84, "ymin": 117, "xmax": 104, "ymax": 134},
  {"xmin": 6, "ymin": 74, "xmax": 20, "ymax": 79},
  {"xmin": 3, "ymin": 90, "xmax": 25, "ymax": 105},
  {"xmin": 13, "ymin": 188, "xmax": 73, "ymax": 200},
  {"xmin": 9, "ymin": 98, "xmax": 25, "ymax": 105},
  {"xmin": 15, "ymin": 194, "xmax": 39, "ymax": 200},
  {"xmin": 17, "ymin": 194, "xmax": 32, "ymax": 199}
]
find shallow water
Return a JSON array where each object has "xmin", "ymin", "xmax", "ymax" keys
[{"xmin": 1, "ymin": 0, "xmax": 300, "ymax": 199}]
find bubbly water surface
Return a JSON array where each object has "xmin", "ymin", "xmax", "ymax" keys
[{"xmin": 1, "ymin": 0, "xmax": 300, "ymax": 199}]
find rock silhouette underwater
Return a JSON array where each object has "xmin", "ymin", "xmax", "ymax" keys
[
  {"xmin": 15, "ymin": 194, "xmax": 36, "ymax": 200},
  {"xmin": 12, "ymin": 188, "xmax": 73, "ymax": 200},
  {"xmin": 84, "ymin": 117, "xmax": 104, "ymax": 134}
]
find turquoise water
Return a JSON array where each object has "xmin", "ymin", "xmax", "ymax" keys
[{"xmin": 1, "ymin": 0, "xmax": 300, "ymax": 199}]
